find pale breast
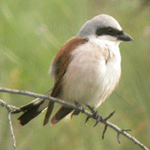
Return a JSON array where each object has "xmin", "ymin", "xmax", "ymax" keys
[{"xmin": 60, "ymin": 40, "xmax": 121, "ymax": 108}]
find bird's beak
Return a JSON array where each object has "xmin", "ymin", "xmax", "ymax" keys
[{"xmin": 117, "ymin": 32, "xmax": 133, "ymax": 42}]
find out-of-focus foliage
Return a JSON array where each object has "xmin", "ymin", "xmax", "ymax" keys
[{"xmin": 0, "ymin": 0, "xmax": 150, "ymax": 149}]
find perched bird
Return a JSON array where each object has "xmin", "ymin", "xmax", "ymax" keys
[{"xmin": 15, "ymin": 14, "xmax": 133, "ymax": 126}]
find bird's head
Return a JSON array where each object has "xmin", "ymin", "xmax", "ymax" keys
[{"xmin": 78, "ymin": 14, "xmax": 133, "ymax": 43}]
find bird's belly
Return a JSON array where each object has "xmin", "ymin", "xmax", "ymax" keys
[{"xmin": 60, "ymin": 57, "xmax": 121, "ymax": 108}]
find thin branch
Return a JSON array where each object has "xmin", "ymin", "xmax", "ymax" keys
[
  {"xmin": 0, "ymin": 99, "xmax": 18, "ymax": 149},
  {"xmin": 0, "ymin": 87, "xmax": 149, "ymax": 150},
  {"xmin": 8, "ymin": 111, "xmax": 16, "ymax": 149}
]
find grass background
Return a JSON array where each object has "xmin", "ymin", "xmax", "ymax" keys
[{"xmin": 0, "ymin": 0, "xmax": 150, "ymax": 149}]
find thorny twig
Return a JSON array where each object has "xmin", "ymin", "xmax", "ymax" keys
[
  {"xmin": 0, "ymin": 87, "xmax": 149, "ymax": 150},
  {"xmin": 117, "ymin": 129, "xmax": 132, "ymax": 144},
  {"xmin": 102, "ymin": 111, "xmax": 116, "ymax": 139}
]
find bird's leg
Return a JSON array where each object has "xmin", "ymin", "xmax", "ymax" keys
[
  {"xmin": 71, "ymin": 101, "xmax": 85, "ymax": 118},
  {"xmin": 85, "ymin": 105, "xmax": 102, "ymax": 126}
]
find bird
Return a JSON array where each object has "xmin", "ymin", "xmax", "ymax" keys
[{"xmin": 14, "ymin": 14, "xmax": 133, "ymax": 126}]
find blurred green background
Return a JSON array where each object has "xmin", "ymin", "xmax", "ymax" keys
[{"xmin": 0, "ymin": 0, "xmax": 150, "ymax": 150}]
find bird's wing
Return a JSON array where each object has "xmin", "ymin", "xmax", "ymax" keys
[{"xmin": 44, "ymin": 37, "xmax": 88, "ymax": 125}]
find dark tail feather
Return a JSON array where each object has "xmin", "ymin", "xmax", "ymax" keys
[
  {"xmin": 13, "ymin": 90, "xmax": 52, "ymax": 126},
  {"xmin": 16, "ymin": 99, "xmax": 48, "ymax": 126},
  {"xmin": 51, "ymin": 106, "xmax": 73, "ymax": 125},
  {"xmin": 43, "ymin": 101, "xmax": 54, "ymax": 126}
]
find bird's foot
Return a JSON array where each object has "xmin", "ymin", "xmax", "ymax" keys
[
  {"xmin": 71, "ymin": 101, "xmax": 85, "ymax": 118},
  {"xmin": 85, "ymin": 105, "xmax": 102, "ymax": 126}
]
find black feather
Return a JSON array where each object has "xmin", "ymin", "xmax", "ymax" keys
[{"xmin": 18, "ymin": 100, "xmax": 45, "ymax": 125}]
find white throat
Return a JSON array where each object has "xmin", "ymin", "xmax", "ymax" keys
[{"xmin": 89, "ymin": 35, "xmax": 121, "ymax": 53}]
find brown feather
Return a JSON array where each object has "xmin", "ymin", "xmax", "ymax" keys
[
  {"xmin": 51, "ymin": 106, "xmax": 73, "ymax": 125},
  {"xmin": 51, "ymin": 37, "xmax": 88, "ymax": 97},
  {"xmin": 43, "ymin": 101, "xmax": 54, "ymax": 126},
  {"xmin": 44, "ymin": 37, "xmax": 87, "ymax": 125}
]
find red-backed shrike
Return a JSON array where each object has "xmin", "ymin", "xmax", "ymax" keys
[{"xmin": 16, "ymin": 14, "xmax": 133, "ymax": 126}]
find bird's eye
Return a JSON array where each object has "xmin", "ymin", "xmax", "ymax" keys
[
  {"xmin": 108, "ymin": 27, "xmax": 113, "ymax": 32},
  {"xmin": 118, "ymin": 30, "xmax": 123, "ymax": 35},
  {"xmin": 96, "ymin": 27, "xmax": 121, "ymax": 37},
  {"xmin": 107, "ymin": 27, "xmax": 118, "ymax": 35}
]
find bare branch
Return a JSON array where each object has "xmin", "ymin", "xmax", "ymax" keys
[
  {"xmin": 0, "ymin": 87, "xmax": 149, "ymax": 150},
  {"xmin": 0, "ymin": 99, "xmax": 18, "ymax": 149},
  {"xmin": 8, "ymin": 111, "xmax": 16, "ymax": 149}
]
